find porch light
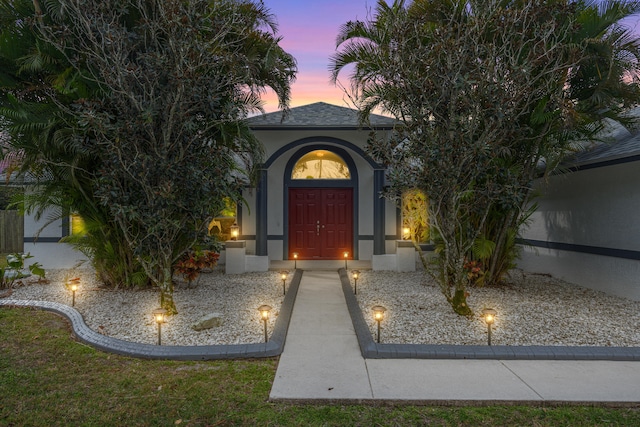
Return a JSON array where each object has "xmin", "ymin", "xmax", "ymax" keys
[
  {"xmin": 482, "ymin": 308, "xmax": 497, "ymax": 346},
  {"xmin": 344, "ymin": 251, "xmax": 349, "ymax": 270},
  {"xmin": 402, "ymin": 226, "xmax": 411, "ymax": 240},
  {"xmin": 372, "ymin": 305, "xmax": 387, "ymax": 343},
  {"xmin": 258, "ymin": 305, "xmax": 272, "ymax": 342},
  {"xmin": 280, "ymin": 270, "xmax": 288, "ymax": 296},
  {"xmin": 153, "ymin": 308, "xmax": 167, "ymax": 346},
  {"xmin": 293, "ymin": 252, "xmax": 298, "ymax": 269},
  {"xmin": 230, "ymin": 222, "xmax": 240, "ymax": 240},
  {"xmin": 352, "ymin": 270, "xmax": 360, "ymax": 295}
]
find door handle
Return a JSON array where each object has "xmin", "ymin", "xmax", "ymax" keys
[{"xmin": 317, "ymin": 221, "xmax": 320, "ymax": 236}]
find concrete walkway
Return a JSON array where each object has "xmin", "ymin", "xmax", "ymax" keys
[{"xmin": 270, "ymin": 270, "xmax": 640, "ymax": 405}]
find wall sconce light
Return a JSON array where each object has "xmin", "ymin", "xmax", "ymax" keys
[
  {"xmin": 352, "ymin": 270, "xmax": 360, "ymax": 295},
  {"xmin": 230, "ymin": 222, "xmax": 239, "ymax": 240},
  {"xmin": 402, "ymin": 226, "xmax": 411, "ymax": 240},
  {"xmin": 293, "ymin": 252, "xmax": 298, "ymax": 269},
  {"xmin": 280, "ymin": 270, "xmax": 289, "ymax": 295},
  {"xmin": 482, "ymin": 308, "xmax": 497, "ymax": 346},
  {"xmin": 258, "ymin": 305, "xmax": 272, "ymax": 342},
  {"xmin": 343, "ymin": 251, "xmax": 349, "ymax": 270},
  {"xmin": 153, "ymin": 308, "xmax": 168, "ymax": 345},
  {"xmin": 67, "ymin": 278, "xmax": 80, "ymax": 307},
  {"xmin": 372, "ymin": 305, "xmax": 387, "ymax": 343}
]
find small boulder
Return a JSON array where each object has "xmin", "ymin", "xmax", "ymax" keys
[{"xmin": 191, "ymin": 313, "xmax": 223, "ymax": 331}]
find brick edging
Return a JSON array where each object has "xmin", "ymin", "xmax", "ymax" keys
[
  {"xmin": 0, "ymin": 269, "xmax": 302, "ymax": 361},
  {"xmin": 339, "ymin": 269, "xmax": 640, "ymax": 361}
]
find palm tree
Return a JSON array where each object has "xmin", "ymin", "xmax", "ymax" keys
[
  {"xmin": 1, "ymin": 0, "xmax": 297, "ymax": 311},
  {"xmin": 330, "ymin": 0, "xmax": 640, "ymax": 316}
]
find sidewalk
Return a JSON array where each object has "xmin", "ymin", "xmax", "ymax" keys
[{"xmin": 270, "ymin": 270, "xmax": 640, "ymax": 405}]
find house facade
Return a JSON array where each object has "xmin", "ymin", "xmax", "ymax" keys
[
  {"xmin": 17, "ymin": 102, "xmax": 414, "ymax": 271},
  {"xmin": 518, "ymin": 116, "xmax": 640, "ymax": 301},
  {"xmin": 234, "ymin": 102, "xmax": 405, "ymax": 270},
  {"xmin": 13, "ymin": 102, "xmax": 640, "ymax": 302}
]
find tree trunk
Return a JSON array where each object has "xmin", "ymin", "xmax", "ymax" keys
[
  {"xmin": 159, "ymin": 266, "xmax": 177, "ymax": 315},
  {"xmin": 448, "ymin": 288, "xmax": 473, "ymax": 317}
]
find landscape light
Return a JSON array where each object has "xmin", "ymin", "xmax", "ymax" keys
[
  {"xmin": 372, "ymin": 305, "xmax": 387, "ymax": 343},
  {"xmin": 352, "ymin": 270, "xmax": 360, "ymax": 295},
  {"xmin": 482, "ymin": 308, "xmax": 497, "ymax": 346},
  {"xmin": 344, "ymin": 251, "xmax": 349, "ymax": 270},
  {"xmin": 280, "ymin": 270, "xmax": 289, "ymax": 296},
  {"xmin": 67, "ymin": 278, "xmax": 80, "ymax": 307},
  {"xmin": 293, "ymin": 252, "xmax": 298, "ymax": 269},
  {"xmin": 258, "ymin": 305, "xmax": 272, "ymax": 342},
  {"xmin": 152, "ymin": 308, "xmax": 168, "ymax": 345}
]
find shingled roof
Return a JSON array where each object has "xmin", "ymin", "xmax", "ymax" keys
[
  {"xmin": 565, "ymin": 107, "xmax": 640, "ymax": 169},
  {"xmin": 246, "ymin": 102, "xmax": 398, "ymax": 130}
]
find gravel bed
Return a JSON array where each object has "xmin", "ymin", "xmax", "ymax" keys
[
  {"xmin": 7, "ymin": 268, "xmax": 285, "ymax": 346},
  {"xmin": 5, "ymin": 267, "xmax": 639, "ymax": 347},
  {"xmin": 355, "ymin": 270, "xmax": 640, "ymax": 347}
]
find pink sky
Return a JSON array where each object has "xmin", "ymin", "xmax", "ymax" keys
[
  {"xmin": 259, "ymin": 1, "xmax": 640, "ymax": 114},
  {"xmin": 260, "ymin": 0, "xmax": 372, "ymax": 113}
]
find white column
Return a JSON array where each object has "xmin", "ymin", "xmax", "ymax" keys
[
  {"xmin": 396, "ymin": 240, "xmax": 416, "ymax": 272},
  {"xmin": 225, "ymin": 240, "xmax": 246, "ymax": 274}
]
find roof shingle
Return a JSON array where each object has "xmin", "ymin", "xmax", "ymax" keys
[{"xmin": 247, "ymin": 102, "xmax": 397, "ymax": 129}]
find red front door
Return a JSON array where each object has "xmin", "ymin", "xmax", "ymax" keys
[{"xmin": 289, "ymin": 188, "xmax": 353, "ymax": 259}]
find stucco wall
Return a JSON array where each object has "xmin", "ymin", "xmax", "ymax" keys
[
  {"xmin": 518, "ymin": 160, "xmax": 640, "ymax": 301},
  {"xmin": 249, "ymin": 128, "xmax": 398, "ymax": 261}
]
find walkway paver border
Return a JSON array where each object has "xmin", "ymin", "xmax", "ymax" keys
[
  {"xmin": 0, "ymin": 269, "xmax": 302, "ymax": 360},
  {"xmin": 339, "ymin": 269, "xmax": 640, "ymax": 361}
]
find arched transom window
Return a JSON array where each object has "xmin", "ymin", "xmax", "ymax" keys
[{"xmin": 291, "ymin": 150, "xmax": 351, "ymax": 180}]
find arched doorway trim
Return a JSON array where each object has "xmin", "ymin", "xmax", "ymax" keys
[{"xmin": 283, "ymin": 144, "xmax": 359, "ymax": 260}]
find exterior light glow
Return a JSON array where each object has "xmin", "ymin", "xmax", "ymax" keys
[
  {"xmin": 230, "ymin": 222, "xmax": 239, "ymax": 240},
  {"xmin": 152, "ymin": 308, "xmax": 168, "ymax": 345},
  {"xmin": 67, "ymin": 278, "xmax": 80, "ymax": 307},
  {"xmin": 402, "ymin": 227, "xmax": 411, "ymax": 240},
  {"xmin": 280, "ymin": 270, "xmax": 289, "ymax": 296},
  {"xmin": 372, "ymin": 305, "xmax": 387, "ymax": 343},
  {"xmin": 482, "ymin": 308, "xmax": 497, "ymax": 346},
  {"xmin": 352, "ymin": 270, "xmax": 360, "ymax": 295},
  {"xmin": 258, "ymin": 305, "xmax": 272, "ymax": 342}
]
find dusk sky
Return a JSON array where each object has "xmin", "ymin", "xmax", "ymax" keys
[
  {"xmin": 258, "ymin": 0, "xmax": 640, "ymax": 114},
  {"xmin": 260, "ymin": 0, "xmax": 373, "ymax": 113}
]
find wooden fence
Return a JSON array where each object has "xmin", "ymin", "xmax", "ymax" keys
[{"xmin": 0, "ymin": 210, "xmax": 24, "ymax": 253}]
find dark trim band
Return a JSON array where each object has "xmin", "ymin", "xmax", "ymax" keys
[
  {"xmin": 519, "ymin": 239, "xmax": 640, "ymax": 261},
  {"xmin": 24, "ymin": 237, "xmax": 62, "ymax": 243}
]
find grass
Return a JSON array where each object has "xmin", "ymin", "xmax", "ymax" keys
[{"xmin": 1, "ymin": 307, "xmax": 639, "ymax": 426}]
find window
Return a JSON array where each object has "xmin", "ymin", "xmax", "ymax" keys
[
  {"xmin": 402, "ymin": 189, "xmax": 429, "ymax": 243},
  {"xmin": 70, "ymin": 213, "xmax": 87, "ymax": 236},
  {"xmin": 292, "ymin": 150, "xmax": 350, "ymax": 180}
]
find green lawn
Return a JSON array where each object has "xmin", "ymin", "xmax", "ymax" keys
[{"xmin": 1, "ymin": 307, "xmax": 638, "ymax": 426}]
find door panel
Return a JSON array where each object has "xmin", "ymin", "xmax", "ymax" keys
[{"xmin": 289, "ymin": 188, "xmax": 352, "ymax": 259}]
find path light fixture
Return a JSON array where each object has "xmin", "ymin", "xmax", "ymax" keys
[
  {"xmin": 344, "ymin": 251, "xmax": 349, "ymax": 270},
  {"xmin": 293, "ymin": 252, "xmax": 298, "ymax": 269},
  {"xmin": 153, "ymin": 308, "xmax": 167, "ymax": 346},
  {"xmin": 258, "ymin": 305, "xmax": 272, "ymax": 342},
  {"xmin": 67, "ymin": 278, "xmax": 80, "ymax": 307},
  {"xmin": 402, "ymin": 226, "xmax": 411, "ymax": 240},
  {"xmin": 230, "ymin": 222, "xmax": 239, "ymax": 241},
  {"xmin": 280, "ymin": 270, "xmax": 289, "ymax": 296},
  {"xmin": 352, "ymin": 270, "xmax": 360, "ymax": 295},
  {"xmin": 482, "ymin": 308, "xmax": 497, "ymax": 346},
  {"xmin": 372, "ymin": 305, "xmax": 387, "ymax": 343}
]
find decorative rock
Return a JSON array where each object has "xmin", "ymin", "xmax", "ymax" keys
[{"xmin": 191, "ymin": 312, "xmax": 224, "ymax": 331}]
